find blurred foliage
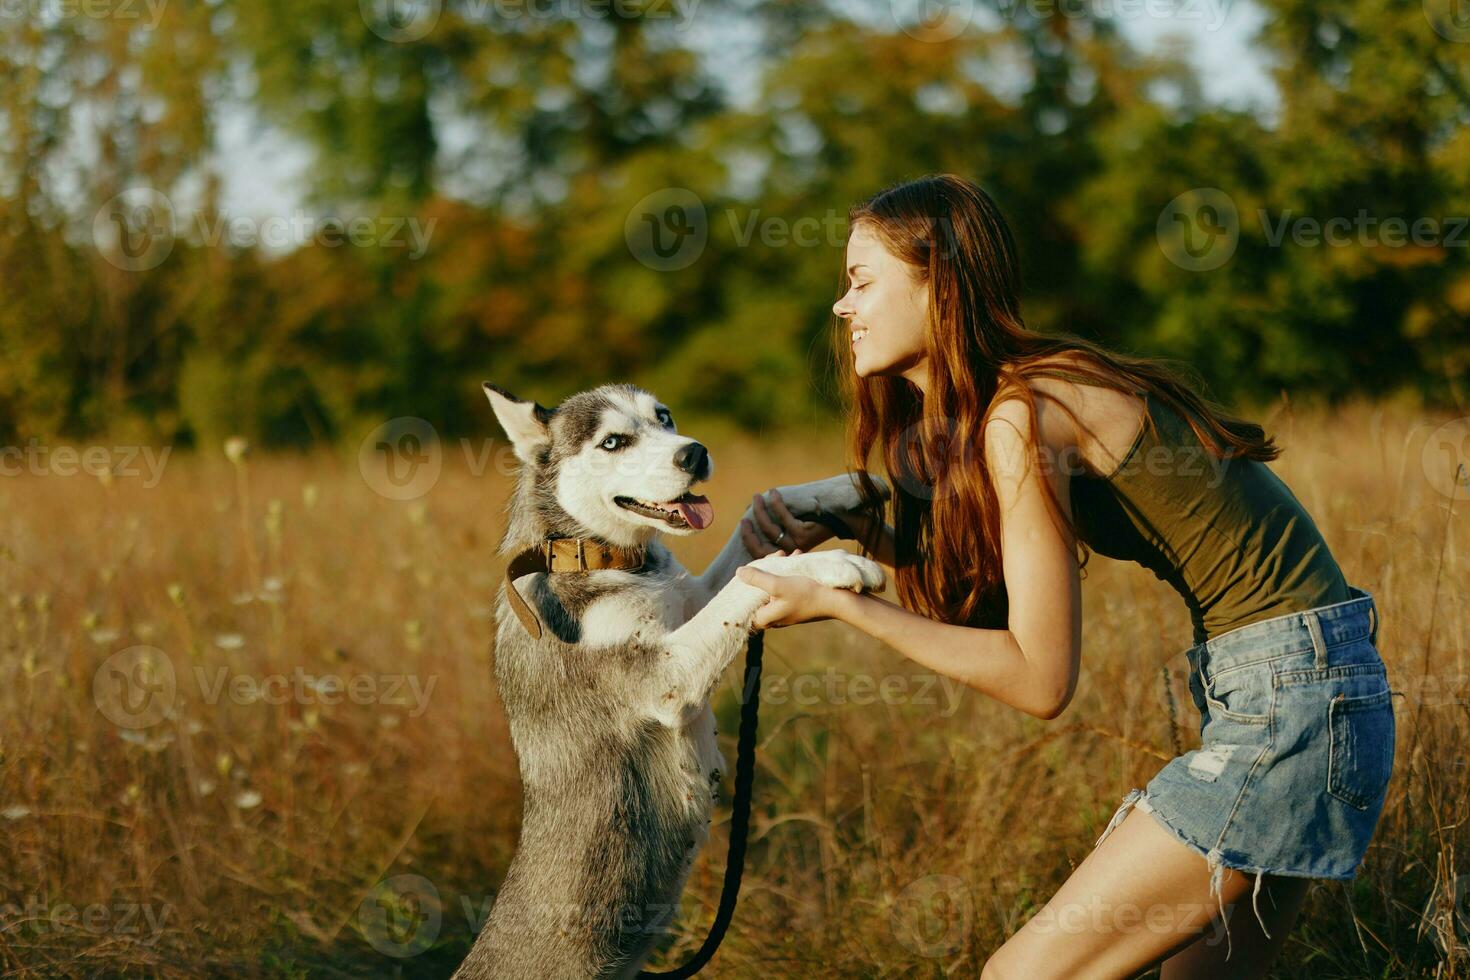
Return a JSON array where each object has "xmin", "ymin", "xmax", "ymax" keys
[{"xmin": 0, "ymin": 0, "xmax": 1467, "ymax": 447}]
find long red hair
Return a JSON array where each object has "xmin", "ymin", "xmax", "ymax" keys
[{"xmin": 839, "ymin": 174, "xmax": 1280, "ymax": 628}]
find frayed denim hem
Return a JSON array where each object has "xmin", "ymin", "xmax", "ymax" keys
[{"xmin": 1093, "ymin": 786, "xmax": 1336, "ymax": 961}]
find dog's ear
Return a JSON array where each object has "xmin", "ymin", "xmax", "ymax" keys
[{"xmin": 483, "ymin": 383, "xmax": 555, "ymax": 463}]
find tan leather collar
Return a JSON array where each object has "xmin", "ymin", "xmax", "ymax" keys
[{"xmin": 503, "ymin": 538, "xmax": 648, "ymax": 639}]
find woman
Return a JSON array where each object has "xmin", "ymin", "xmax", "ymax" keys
[{"xmin": 733, "ymin": 174, "xmax": 1395, "ymax": 978}]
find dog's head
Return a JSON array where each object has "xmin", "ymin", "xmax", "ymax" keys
[{"xmin": 484, "ymin": 382, "xmax": 714, "ymax": 548}]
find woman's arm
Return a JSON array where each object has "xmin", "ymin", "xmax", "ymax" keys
[
  {"xmin": 737, "ymin": 393, "xmax": 1083, "ymax": 720},
  {"xmin": 824, "ymin": 590, "xmax": 1065, "ymax": 719},
  {"xmin": 852, "ymin": 396, "xmax": 1081, "ymax": 719}
]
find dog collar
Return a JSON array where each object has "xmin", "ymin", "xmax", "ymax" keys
[{"xmin": 503, "ymin": 538, "xmax": 649, "ymax": 639}]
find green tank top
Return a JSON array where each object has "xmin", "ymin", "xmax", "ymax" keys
[{"xmin": 1030, "ymin": 369, "xmax": 1350, "ymax": 644}]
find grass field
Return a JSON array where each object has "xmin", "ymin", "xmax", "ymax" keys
[{"xmin": 1, "ymin": 399, "xmax": 1467, "ymax": 978}]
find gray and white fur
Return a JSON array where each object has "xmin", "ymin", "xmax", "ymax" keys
[{"xmin": 453, "ymin": 382, "xmax": 886, "ymax": 980}]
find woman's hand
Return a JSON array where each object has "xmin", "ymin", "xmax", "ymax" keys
[
  {"xmin": 740, "ymin": 489, "xmax": 836, "ymax": 557},
  {"xmin": 736, "ymin": 554, "xmax": 852, "ymax": 629}
]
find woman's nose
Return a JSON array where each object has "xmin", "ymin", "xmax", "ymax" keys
[{"xmin": 832, "ymin": 292, "xmax": 854, "ymax": 318}]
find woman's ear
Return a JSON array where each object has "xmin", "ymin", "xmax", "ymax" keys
[{"xmin": 482, "ymin": 383, "xmax": 555, "ymax": 463}]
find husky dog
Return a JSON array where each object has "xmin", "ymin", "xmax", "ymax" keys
[{"xmin": 453, "ymin": 382, "xmax": 886, "ymax": 980}]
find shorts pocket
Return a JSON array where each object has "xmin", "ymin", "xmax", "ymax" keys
[
  {"xmin": 1202, "ymin": 663, "xmax": 1272, "ymax": 724},
  {"xmin": 1327, "ymin": 687, "xmax": 1395, "ymax": 810}
]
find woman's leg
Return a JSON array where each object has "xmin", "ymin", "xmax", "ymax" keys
[
  {"xmin": 981, "ymin": 803, "xmax": 1309, "ymax": 979},
  {"xmin": 1157, "ymin": 874, "xmax": 1309, "ymax": 979}
]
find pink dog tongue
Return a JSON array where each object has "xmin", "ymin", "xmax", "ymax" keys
[{"xmin": 676, "ymin": 494, "xmax": 714, "ymax": 530}]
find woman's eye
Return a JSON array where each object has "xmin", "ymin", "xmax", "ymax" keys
[{"xmin": 600, "ymin": 435, "xmax": 625, "ymax": 451}]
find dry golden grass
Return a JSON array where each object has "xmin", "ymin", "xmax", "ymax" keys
[{"xmin": 0, "ymin": 399, "xmax": 1466, "ymax": 978}]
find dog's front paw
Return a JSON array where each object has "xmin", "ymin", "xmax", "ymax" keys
[
  {"xmin": 776, "ymin": 473, "xmax": 890, "ymax": 523},
  {"xmin": 751, "ymin": 551, "xmax": 886, "ymax": 593}
]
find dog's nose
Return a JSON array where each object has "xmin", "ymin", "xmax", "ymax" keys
[{"xmin": 673, "ymin": 442, "xmax": 709, "ymax": 478}]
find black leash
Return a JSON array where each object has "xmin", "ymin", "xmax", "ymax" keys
[
  {"xmin": 638, "ymin": 628, "xmax": 764, "ymax": 978},
  {"xmin": 638, "ymin": 510, "xmax": 857, "ymax": 977}
]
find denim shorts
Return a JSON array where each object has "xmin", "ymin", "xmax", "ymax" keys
[{"xmin": 1092, "ymin": 585, "xmax": 1396, "ymax": 957}]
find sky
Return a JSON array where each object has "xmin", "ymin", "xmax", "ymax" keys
[{"xmin": 212, "ymin": 0, "xmax": 1280, "ymax": 223}]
